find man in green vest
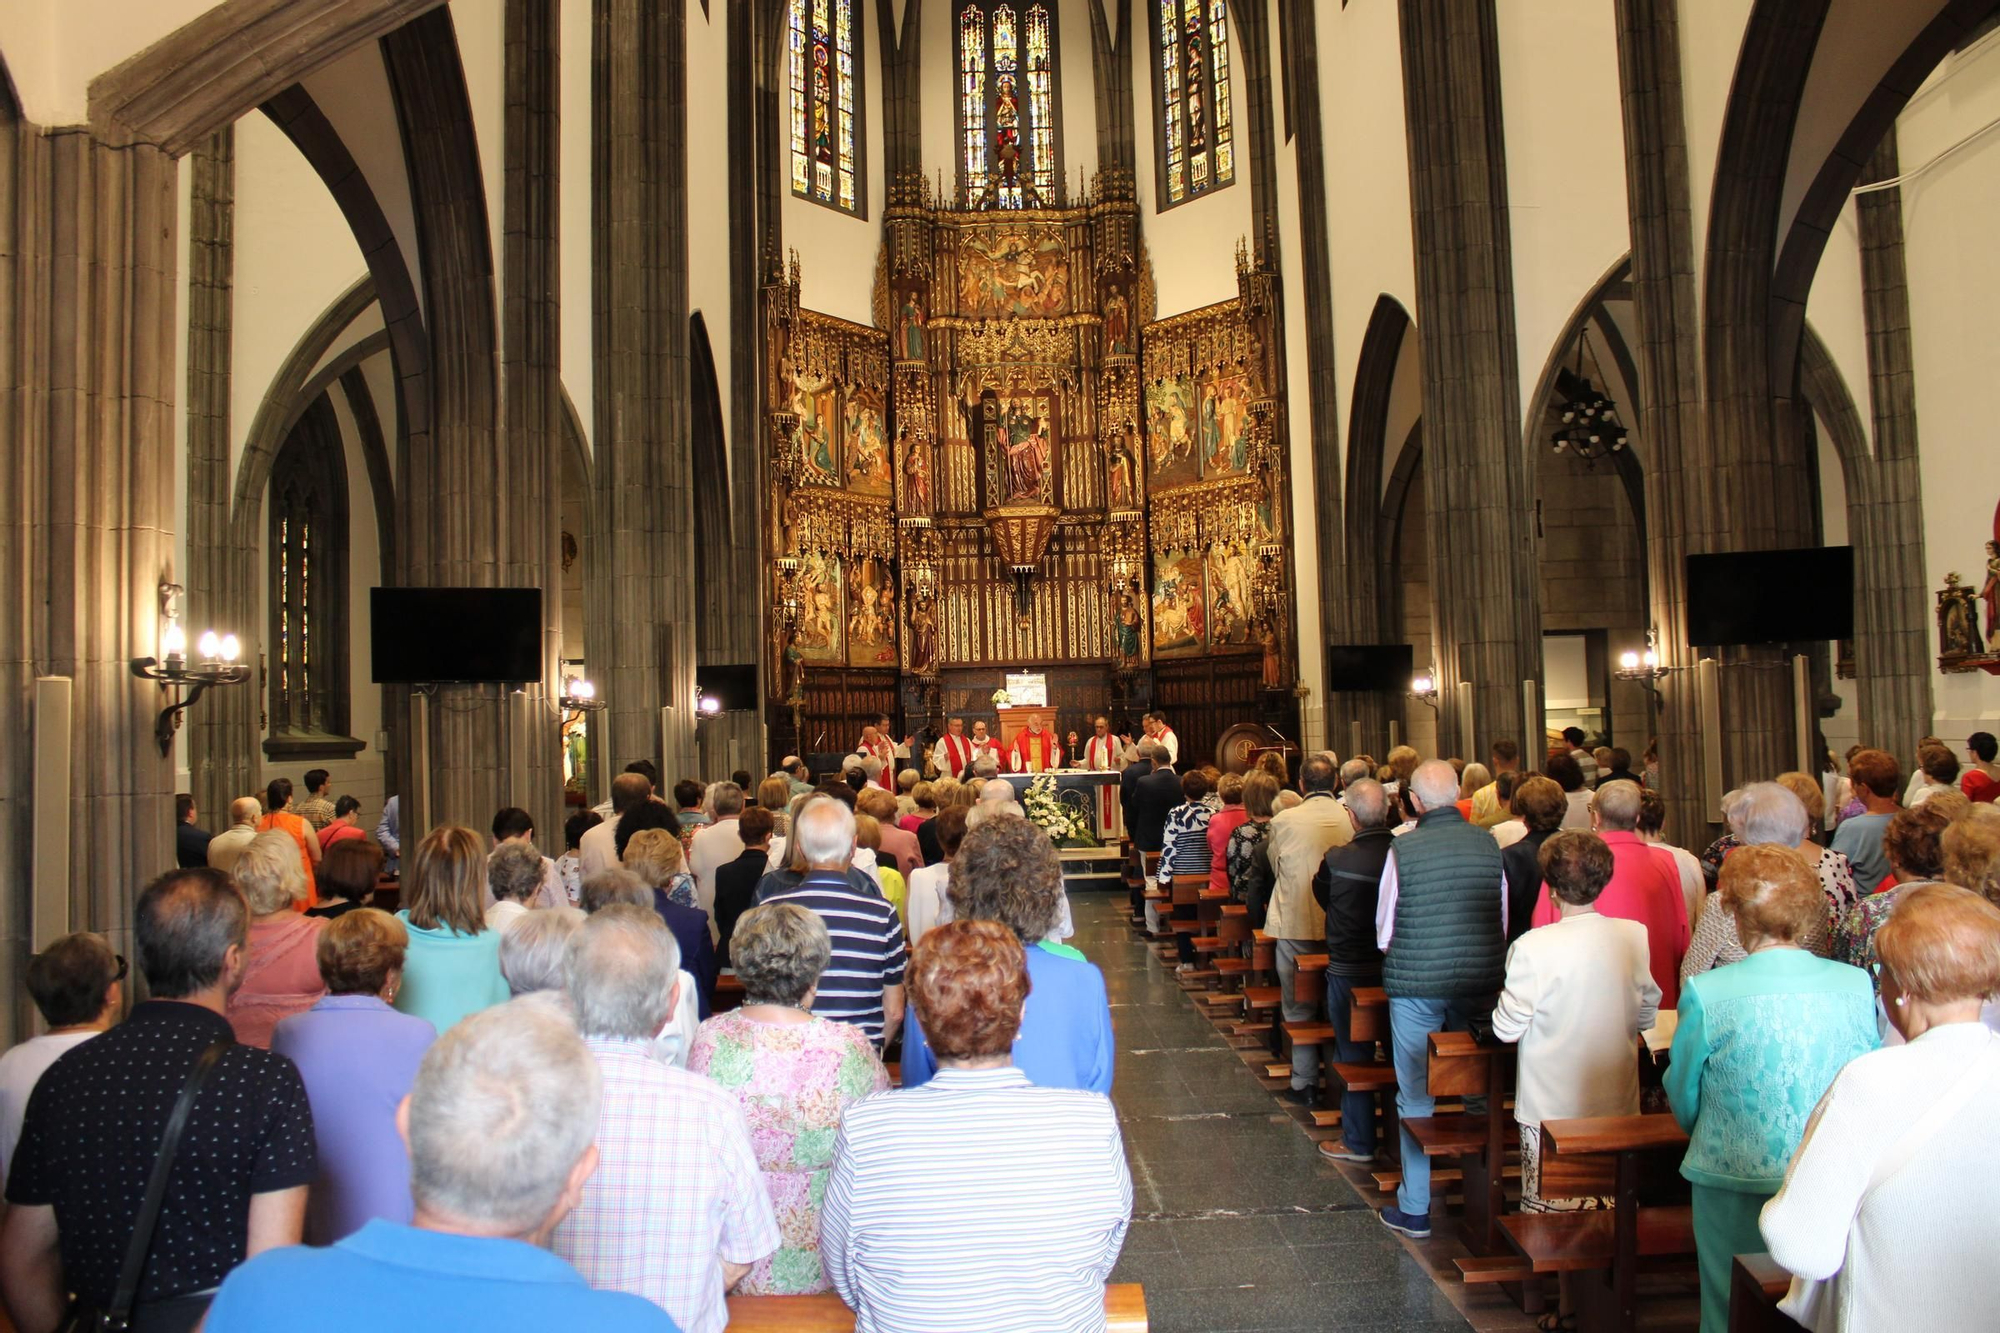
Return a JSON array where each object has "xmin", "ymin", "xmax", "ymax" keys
[{"xmin": 1375, "ymin": 759, "xmax": 1509, "ymax": 1239}]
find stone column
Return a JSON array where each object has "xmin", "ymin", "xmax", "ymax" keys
[
  {"xmin": 593, "ymin": 0, "xmax": 696, "ymax": 783},
  {"xmin": 1397, "ymin": 0, "xmax": 1543, "ymax": 760},
  {"xmin": 0, "ymin": 104, "xmax": 180, "ymax": 1030}
]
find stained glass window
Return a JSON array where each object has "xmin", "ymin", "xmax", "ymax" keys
[
  {"xmin": 789, "ymin": 0, "xmax": 862, "ymax": 215},
  {"xmin": 956, "ymin": 2, "xmax": 1062, "ymax": 209},
  {"xmin": 1155, "ymin": 0, "xmax": 1233, "ymax": 207},
  {"xmin": 267, "ymin": 395, "xmax": 350, "ymax": 748}
]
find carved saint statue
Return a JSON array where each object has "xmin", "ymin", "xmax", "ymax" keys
[
  {"xmin": 1107, "ymin": 433, "xmax": 1137, "ymax": 511},
  {"xmin": 1985, "ymin": 540, "xmax": 2000, "ymax": 652},
  {"xmin": 1113, "ymin": 592, "xmax": 1142, "ymax": 666},
  {"xmin": 1940, "ymin": 573, "xmax": 1979, "ymax": 659},
  {"xmin": 1259, "ymin": 619, "xmax": 1284, "ymax": 691},
  {"xmin": 909, "ymin": 596, "xmax": 939, "ymax": 676},
  {"xmin": 900, "ymin": 427, "xmax": 933, "ymax": 514}
]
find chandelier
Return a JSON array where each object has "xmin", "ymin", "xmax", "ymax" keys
[{"xmin": 1550, "ymin": 329, "xmax": 1629, "ymax": 467}]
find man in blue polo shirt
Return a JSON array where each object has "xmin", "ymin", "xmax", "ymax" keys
[{"xmin": 204, "ymin": 997, "xmax": 676, "ymax": 1332}]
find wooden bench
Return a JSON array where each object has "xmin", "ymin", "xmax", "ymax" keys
[
  {"xmin": 1493, "ymin": 1113, "xmax": 1693, "ymax": 1332},
  {"xmin": 1729, "ymin": 1253, "xmax": 1805, "ymax": 1333},
  {"xmin": 713, "ymin": 973, "xmax": 746, "ymax": 1013},
  {"xmin": 726, "ymin": 1283, "xmax": 1148, "ymax": 1330},
  {"xmin": 1423, "ymin": 1031, "xmax": 1515, "ymax": 1256}
]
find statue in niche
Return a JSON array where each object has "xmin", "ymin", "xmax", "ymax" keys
[
  {"xmin": 1104, "ymin": 293, "xmax": 1131, "ymax": 356},
  {"xmin": 1259, "ymin": 619, "xmax": 1283, "ymax": 691},
  {"xmin": 909, "ymin": 595, "xmax": 939, "ymax": 676},
  {"xmin": 1939, "ymin": 573, "xmax": 1979, "ymax": 659},
  {"xmin": 1107, "ymin": 431, "xmax": 1138, "ymax": 511},
  {"xmin": 900, "ymin": 426, "xmax": 933, "ymax": 515},
  {"xmin": 899, "ymin": 291, "xmax": 925, "ymax": 362},
  {"xmin": 1112, "ymin": 591, "xmax": 1143, "ymax": 667},
  {"xmin": 1984, "ymin": 541, "xmax": 2000, "ymax": 651},
  {"xmin": 1002, "ymin": 404, "xmax": 1052, "ymax": 502}
]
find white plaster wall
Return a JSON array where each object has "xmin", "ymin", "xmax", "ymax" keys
[
  {"xmin": 1058, "ymin": 0, "xmax": 1097, "ymax": 191},
  {"xmin": 301, "ymin": 42, "xmax": 425, "ymax": 323},
  {"xmin": 229, "ymin": 112, "xmax": 369, "ymax": 476},
  {"xmin": 689, "ymin": 0, "xmax": 735, "ymax": 475},
  {"xmin": 1319, "ymin": 0, "xmax": 1415, "ymax": 462},
  {"xmin": 1497, "ymin": 0, "xmax": 1630, "ymax": 434},
  {"xmin": 1130, "ymin": 0, "xmax": 1253, "ymax": 317},
  {"xmin": 1892, "ymin": 28, "xmax": 2000, "ymax": 733},
  {"xmin": 0, "ymin": 0, "xmax": 213, "ymax": 126},
  {"xmin": 784, "ymin": 0, "xmax": 889, "ymax": 323},
  {"xmin": 1676, "ymin": 0, "xmax": 1756, "ymax": 312},
  {"xmin": 919, "ymin": 0, "xmax": 956, "ymax": 199},
  {"xmin": 560, "ymin": 0, "xmax": 595, "ymax": 450}
]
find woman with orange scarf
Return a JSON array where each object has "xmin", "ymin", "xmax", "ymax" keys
[{"xmin": 258, "ymin": 776, "xmax": 322, "ymax": 908}]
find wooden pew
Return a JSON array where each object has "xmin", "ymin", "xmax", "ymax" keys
[
  {"xmin": 713, "ymin": 973, "xmax": 746, "ymax": 1013},
  {"xmin": 1493, "ymin": 1114, "xmax": 1693, "ymax": 1333},
  {"xmin": 1729, "ymin": 1253, "xmax": 1805, "ymax": 1333},
  {"xmin": 725, "ymin": 1284, "xmax": 1149, "ymax": 1331},
  {"xmin": 1413, "ymin": 1031, "xmax": 1514, "ymax": 1256}
]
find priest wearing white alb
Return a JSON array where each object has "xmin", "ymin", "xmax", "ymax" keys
[
  {"xmin": 1144, "ymin": 712, "xmax": 1180, "ymax": 766},
  {"xmin": 967, "ymin": 720, "xmax": 1002, "ymax": 772},
  {"xmin": 1079, "ymin": 717, "xmax": 1126, "ymax": 771},
  {"xmin": 931, "ymin": 717, "xmax": 977, "ymax": 779},
  {"xmin": 1009, "ymin": 718, "xmax": 1061, "ymax": 774}
]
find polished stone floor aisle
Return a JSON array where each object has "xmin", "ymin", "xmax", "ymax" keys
[{"xmin": 1078, "ymin": 894, "xmax": 1474, "ymax": 1333}]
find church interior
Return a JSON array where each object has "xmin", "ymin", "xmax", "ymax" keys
[{"xmin": 4, "ymin": 0, "xmax": 2000, "ymax": 1330}]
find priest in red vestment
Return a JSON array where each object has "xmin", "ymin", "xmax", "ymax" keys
[
  {"xmin": 1009, "ymin": 719, "xmax": 1061, "ymax": 774},
  {"xmin": 1079, "ymin": 716, "xmax": 1127, "ymax": 771},
  {"xmin": 930, "ymin": 717, "xmax": 977, "ymax": 778}
]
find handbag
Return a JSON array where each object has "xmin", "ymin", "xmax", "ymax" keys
[
  {"xmin": 1779, "ymin": 1040, "xmax": 2000, "ymax": 1330},
  {"xmin": 57, "ymin": 1037, "xmax": 232, "ymax": 1333}
]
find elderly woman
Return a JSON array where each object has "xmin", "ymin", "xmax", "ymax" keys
[
  {"xmin": 271, "ymin": 908, "xmax": 437, "ymax": 1244},
  {"xmin": 624, "ymin": 827, "xmax": 717, "ymax": 1018},
  {"xmin": 1226, "ymin": 771, "xmax": 1280, "ymax": 919},
  {"xmin": 819, "ymin": 920, "xmax": 1132, "ymax": 1333},
  {"xmin": 1776, "ymin": 770, "xmax": 1860, "ymax": 911},
  {"xmin": 393, "ymin": 825, "xmax": 510, "ymax": 1033},
  {"xmin": 498, "ymin": 905, "xmax": 586, "ymax": 995},
  {"xmin": 1683, "ymin": 783, "xmax": 1845, "ymax": 978},
  {"xmin": 1942, "ymin": 806, "xmax": 2000, "ymax": 906},
  {"xmin": 1156, "ymin": 770, "xmax": 1215, "ymax": 973},
  {"xmin": 1665, "ymin": 844, "xmax": 1879, "ymax": 1333},
  {"xmin": 318, "ymin": 795, "xmax": 367, "ymax": 853},
  {"xmin": 1760, "ymin": 885, "xmax": 2000, "ymax": 1332},
  {"xmin": 1499, "ymin": 776, "xmax": 1568, "ymax": 944},
  {"xmin": 898, "ymin": 781, "xmax": 938, "ymax": 837},
  {"xmin": 903, "ymin": 817, "xmax": 1114, "ymax": 1093},
  {"xmin": 306, "ymin": 838, "xmax": 381, "ymax": 920},
  {"xmin": 904, "ymin": 806, "xmax": 967, "ymax": 947},
  {"xmin": 686, "ymin": 903, "xmax": 889, "ymax": 1295},
  {"xmin": 1832, "ymin": 801, "xmax": 1959, "ymax": 976},
  {"xmin": 1454, "ymin": 762, "xmax": 1492, "ymax": 821},
  {"xmin": 557, "ymin": 810, "xmax": 600, "ymax": 905},
  {"xmin": 484, "ymin": 841, "xmax": 544, "ymax": 934},
  {"xmin": 1205, "ymin": 773, "xmax": 1249, "ymax": 897},
  {"xmin": 1492, "ymin": 832, "xmax": 1660, "ymax": 1329},
  {"xmin": 224, "ymin": 831, "xmax": 328, "ymax": 1047},
  {"xmin": 757, "ymin": 775, "xmax": 795, "ymax": 833},
  {"xmin": 1907, "ymin": 744, "xmax": 1961, "ymax": 809},
  {"xmin": 257, "ymin": 776, "xmax": 321, "ymax": 906}
]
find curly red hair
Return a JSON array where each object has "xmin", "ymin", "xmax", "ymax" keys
[{"xmin": 909, "ymin": 919, "xmax": 1031, "ymax": 1061}]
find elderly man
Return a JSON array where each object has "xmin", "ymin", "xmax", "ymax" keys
[
  {"xmin": 2, "ymin": 869, "xmax": 315, "ymax": 1330},
  {"xmin": 207, "ymin": 795, "xmax": 265, "ymax": 873},
  {"xmin": 780, "ymin": 756, "xmax": 814, "ymax": 797},
  {"xmin": 967, "ymin": 719, "xmax": 1002, "ymax": 771},
  {"xmin": 1312, "ymin": 779, "xmax": 1394, "ymax": 1162},
  {"xmin": 206, "ymin": 998, "xmax": 673, "ymax": 1331},
  {"xmin": 581, "ymin": 773, "xmax": 651, "ymax": 879},
  {"xmin": 759, "ymin": 798, "xmax": 908, "ymax": 1047},
  {"xmin": 1262, "ymin": 755, "xmax": 1355, "ymax": 1106},
  {"xmin": 1529, "ymin": 779, "xmax": 1690, "ymax": 1005},
  {"xmin": 1079, "ymin": 715, "xmax": 1124, "ymax": 771},
  {"xmin": 930, "ymin": 717, "xmax": 977, "ymax": 780},
  {"xmin": 1373, "ymin": 760, "xmax": 1509, "ymax": 1239},
  {"xmin": 553, "ymin": 908, "xmax": 777, "ymax": 1331},
  {"xmin": 688, "ymin": 781, "xmax": 748, "ymax": 918}
]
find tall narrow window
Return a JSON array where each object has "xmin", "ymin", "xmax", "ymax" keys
[
  {"xmin": 266, "ymin": 394, "xmax": 356, "ymax": 757},
  {"xmin": 956, "ymin": 1, "xmax": 1062, "ymax": 209},
  {"xmin": 1154, "ymin": 0, "xmax": 1233, "ymax": 208},
  {"xmin": 789, "ymin": 0, "xmax": 863, "ymax": 215}
]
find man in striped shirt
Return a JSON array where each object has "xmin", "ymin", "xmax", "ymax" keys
[{"xmin": 760, "ymin": 797, "xmax": 907, "ymax": 1048}]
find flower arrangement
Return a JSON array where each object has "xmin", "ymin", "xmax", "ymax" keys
[
  {"xmin": 991, "ymin": 687, "xmax": 1012, "ymax": 708},
  {"xmin": 1023, "ymin": 773, "xmax": 1097, "ymax": 847}
]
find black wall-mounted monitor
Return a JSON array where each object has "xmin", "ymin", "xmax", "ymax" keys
[
  {"xmin": 1325, "ymin": 643, "xmax": 1415, "ymax": 693},
  {"xmin": 695, "ymin": 663, "xmax": 759, "ymax": 713},
  {"xmin": 1684, "ymin": 546, "xmax": 1854, "ymax": 646},
  {"xmin": 370, "ymin": 587, "xmax": 543, "ymax": 684}
]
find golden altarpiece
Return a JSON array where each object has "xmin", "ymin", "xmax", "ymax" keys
[{"xmin": 763, "ymin": 174, "xmax": 1298, "ymax": 769}]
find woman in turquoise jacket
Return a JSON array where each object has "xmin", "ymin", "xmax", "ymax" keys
[{"xmin": 1665, "ymin": 844, "xmax": 1878, "ymax": 1333}]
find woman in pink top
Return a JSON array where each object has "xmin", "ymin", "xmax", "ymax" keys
[
  {"xmin": 225, "ymin": 831, "xmax": 328, "ymax": 1048},
  {"xmin": 1207, "ymin": 773, "xmax": 1250, "ymax": 896}
]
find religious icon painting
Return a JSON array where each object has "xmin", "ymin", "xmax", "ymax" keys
[
  {"xmin": 957, "ymin": 224, "xmax": 1071, "ymax": 319},
  {"xmin": 1144, "ymin": 377, "xmax": 1199, "ymax": 489},
  {"xmin": 990, "ymin": 391, "xmax": 1057, "ymax": 505},
  {"xmin": 846, "ymin": 555, "xmax": 899, "ymax": 667},
  {"xmin": 794, "ymin": 373, "xmax": 842, "ymax": 486},
  {"xmin": 1204, "ymin": 542, "xmax": 1255, "ymax": 649},
  {"xmin": 1199, "ymin": 370, "xmax": 1252, "ymax": 479},
  {"xmin": 1151, "ymin": 546, "xmax": 1207, "ymax": 657},
  {"xmin": 844, "ymin": 387, "xmax": 894, "ymax": 497},
  {"xmin": 794, "ymin": 549, "xmax": 845, "ymax": 663}
]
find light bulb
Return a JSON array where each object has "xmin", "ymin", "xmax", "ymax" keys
[
  {"xmin": 576, "ymin": 679, "xmax": 595, "ymax": 699},
  {"xmin": 198, "ymin": 630, "xmax": 221, "ymax": 660},
  {"xmin": 1411, "ymin": 674, "xmax": 1433, "ymax": 695},
  {"xmin": 1642, "ymin": 649, "xmax": 1657, "ymax": 668},
  {"xmin": 1620, "ymin": 650, "xmax": 1640, "ymax": 670},
  {"xmin": 699, "ymin": 695, "xmax": 722, "ymax": 715},
  {"xmin": 219, "ymin": 634, "xmax": 240, "ymax": 662},
  {"xmin": 161, "ymin": 622, "xmax": 187, "ymax": 658}
]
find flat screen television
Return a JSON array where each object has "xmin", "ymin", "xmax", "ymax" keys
[
  {"xmin": 370, "ymin": 587, "xmax": 543, "ymax": 683},
  {"xmin": 695, "ymin": 664, "xmax": 758, "ymax": 713},
  {"xmin": 1325, "ymin": 643, "xmax": 1415, "ymax": 692},
  {"xmin": 1684, "ymin": 546, "xmax": 1853, "ymax": 646}
]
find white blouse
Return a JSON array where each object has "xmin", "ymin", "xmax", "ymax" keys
[
  {"xmin": 1760, "ymin": 1023, "xmax": 2000, "ymax": 1332},
  {"xmin": 1490, "ymin": 912, "xmax": 1660, "ymax": 1125}
]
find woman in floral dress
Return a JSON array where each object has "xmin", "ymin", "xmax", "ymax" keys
[{"xmin": 689, "ymin": 902, "xmax": 888, "ymax": 1295}]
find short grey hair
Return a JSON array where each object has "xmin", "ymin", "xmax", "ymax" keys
[
  {"xmin": 793, "ymin": 796, "xmax": 857, "ymax": 868},
  {"xmin": 1592, "ymin": 780, "xmax": 1643, "ymax": 832},
  {"xmin": 731, "ymin": 903, "xmax": 831, "ymax": 1008},
  {"xmin": 861, "ymin": 755, "xmax": 885, "ymax": 779},
  {"xmin": 406, "ymin": 996, "xmax": 600, "ymax": 1231},
  {"xmin": 710, "ymin": 782, "xmax": 746, "ymax": 818},
  {"xmin": 971, "ymin": 754, "xmax": 1001, "ymax": 779},
  {"xmin": 565, "ymin": 905, "xmax": 683, "ymax": 1039},
  {"xmin": 1409, "ymin": 759, "xmax": 1460, "ymax": 811},
  {"xmin": 488, "ymin": 843, "xmax": 545, "ymax": 904},
  {"xmin": 1345, "ymin": 778, "xmax": 1389, "ymax": 830},
  {"xmin": 964, "ymin": 799, "xmax": 1025, "ymax": 829},
  {"xmin": 1459, "ymin": 762, "xmax": 1492, "ymax": 799},
  {"xmin": 1731, "ymin": 781, "xmax": 1810, "ymax": 848},
  {"xmin": 579, "ymin": 868, "xmax": 649, "ymax": 914},
  {"xmin": 234, "ymin": 831, "xmax": 306, "ymax": 915},
  {"xmin": 1136, "ymin": 739, "xmax": 1161, "ymax": 762},
  {"xmin": 1339, "ymin": 758, "xmax": 1372, "ymax": 788},
  {"xmin": 978, "ymin": 778, "xmax": 1015, "ymax": 803},
  {"xmin": 500, "ymin": 906, "xmax": 586, "ymax": 995}
]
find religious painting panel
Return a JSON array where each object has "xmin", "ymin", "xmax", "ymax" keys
[
  {"xmin": 795, "ymin": 548, "xmax": 846, "ymax": 663},
  {"xmin": 846, "ymin": 554, "xmax": 899, "ymax": 666},
  {"xmin": 795, "ymin": 372, "xmax": 841, "ymax": 484},
  {"xmin": 1198, "ymin": 368, "xmax": 1252, "ymax": 479},
  {"xmin": 1145, "ymin": 376, "xmax": 1199, "ymax": 488},
  {"xmin": 981, "ymin": 387, "xmax": 1059, "ymax": 507},
  {"xmin": 1151, "ymin": 546, "xmax": 1205, "ymax": 657},
  {"xmin": 1103, "ymin": 289, "xmax": 1135, "ymax": 357},
  {"xmin": 1204, "ymin": 541, "xmax": 1255, "ymax": 648},
  {"xmin": 956, "ymin": 222, "xmax": 1071, "ymax": 318},
  {"xmin": 843, "ymin": 385, "xmax": 893, "ymax": 496}
]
